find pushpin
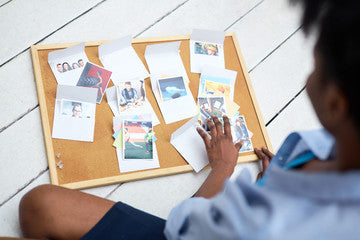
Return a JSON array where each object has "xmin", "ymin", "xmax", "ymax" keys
[{"xmin": 56, "ymin": 160, "xmax": 63, "ymax": 169}]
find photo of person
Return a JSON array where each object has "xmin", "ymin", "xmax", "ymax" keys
[
  {"xmin": 56, "ymin": 63, "xmax": 63, "ymax": 73},
  {"xmin": 76, "ymin": 62, "xmax": 112, "ymax": 104},
  {"xmin": 72, "ymin": 62, "xmax": 80, "ymax": 69},
  {"xmin": 78, "ymin": 59, "xmax": 84, "ymax": 67},
  {"xmin": 123, "ymin": 120, "xmax": 153, "ymax": 159},
  {"xmin": 194, "ymin": 42, "xmax": 219, "ymax": 56},
  {"xmin": 62, "ymin": 62, "xmax": 72, "ymax": 72},
  {"xmin": 117, "ymin": 80, "xmax": 146, "ymax": 112},
  {"xmin": 158, "ymin": 76, "xmax": 188, "ymax": 101},
  {"xmin": 231, "ymin": 115, "xmax": 253, "ymax": 153},
  {"xmin": 198, "ymin": 97, "xmax": 226, "ymax": 131},
  {"xmin": 60, "ymin": 100, "xmax": 94, "ymax": 119},
  {"xmin": 55, "ymin": 59, "xmax": 85, "ymax": 74}
]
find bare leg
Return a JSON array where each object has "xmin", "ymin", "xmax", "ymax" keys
[{"xmin": 19, "ymin": 184, "xmax": 115, "ymax": 240}]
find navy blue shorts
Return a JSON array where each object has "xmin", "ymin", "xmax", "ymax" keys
[{"xmin": 80, "ymin": 202, "xmax": 166, "ymax": 240}]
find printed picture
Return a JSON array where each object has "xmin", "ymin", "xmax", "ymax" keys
[
  {"xmin": 60, "ymin": 100, "xmax": 94, "ymax": 119},
  {"xmin": 194, "ymin": 42, "xmax": 219, "ymax": 56},
  {"xmin": 123, "ymin": 120, "xmax": 154, "ymax": 159},
  {"xmin": 204, "ymin": 80, "xmax": 231, "ymax": 98},
  {"xmin": 76, "ymin": 62, "xmax": 112, "ymax": 104},
  {"xmin": 158, "ymin": 76, "xmax": 188, "ymax": 101},
  {"xmin": 198, "ymin": 96, "xmax": 226, "ymax": 119},
  {"xmin": 198, "ymin": 75, "xmax": 231, "ymax": 98},
  {"xmin": 231, "ymin": 115, "xmax": 254, "ymax": 153},
  {"xmin": 55, "ymin": 59, "xmax": 85, "ymax": 74},
  {"xmin": 198, "ymin": 96, "xmax": 227, "ymax": 131},
  {"xmin": 117, "ymin": 80, "xmax": 146, "ymax": 113}
]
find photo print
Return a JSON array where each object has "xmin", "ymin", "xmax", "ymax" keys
[
  {"xmin": 198, "ymin": 74, "xmax": 232, "ymax": 99},
  {"xmin": 60, "ymin": 99, "xmax": 95, "ymax": 119},
  {"xmin": 76, "ymin": 62, "xmax": 112, "ymax": 104},
  {"xmin": 116, "ymin": 80, "xmax": 146, "ymax": 113},
  {"xmin": 231, "ymin": 115, "xmax": 254, "ymax": 153},
  {"xmin": 48, "ymin": 43, "xmax": 89, "ymax": 85},
  {"xmin": 198, "ymin": 96, "xmax": 226, "ymax": 131},
  {"xmin": 123, "ymin": 119, "xmax": 154, "ymax": 160},
  {"xmin": 158, "ymin": 76, "xmax": 188, "ymax": 102},
  {"xmin": 56, "ymin": 59, "xmax": 85, "ymax": 74},
  {"xmin": 194, "ymin": 42, "xmax": 219, "ymax": 56}
]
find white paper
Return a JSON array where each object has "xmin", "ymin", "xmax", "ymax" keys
[
  {"xmin": 190, "ymin": 29, "xmax": 225, "ymax": 73},
  {"xmin": 48, "ymin": 43, "xmax": 89, "ymax": 86},
  {"xmin": 106, "ymin": 86, "xmax": 160, "ymax": 126},
  {"xmin": 99, "ymin": 35, "xmax": 149, "ymax": 85},
  {"xmin": 199, "ymin": 65, "xmax": 237, "ymax": 101},
  {"xmin": 150, "ymin": 74, "xmax": 197, "ymax": 124},
  {"xmin": 144, "ymin": 41, "xmax": 188, "ymax": 79},
  {"xmin": 52, "ymin": 85, "xmax": 98, "ymax": 142},
  {"xmin": 170, "ymin": 115, "xmax": 209, "ymax": 172},
  {"xmin": 116, "ymin": 143, "xmax": 160, "ymax": 173}
]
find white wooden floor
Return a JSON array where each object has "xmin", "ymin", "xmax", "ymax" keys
[{"xmin": 0, "ymin": 0, "xmax": 321, "ymax": 237}]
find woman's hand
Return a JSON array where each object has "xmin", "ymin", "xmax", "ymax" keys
[
  {"xmin": 197, "ymin": 115, "xmax": 243, "ymax": 176},
  {"xmin": 254, "ymin": 147, "xmax": 274, "ymax": 180},
  {"xmin": 194, "ymin": 115, "xmax": 242, "ymax": 198}
]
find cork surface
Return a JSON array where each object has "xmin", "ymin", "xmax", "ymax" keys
[{"xmin": 34, "ymin": 35, "xmax": 268, "ymax": 187}]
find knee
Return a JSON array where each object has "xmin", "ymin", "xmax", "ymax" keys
[{"xmin": 19, "ymin": 184, "xmax": 60, "ymax": 236}]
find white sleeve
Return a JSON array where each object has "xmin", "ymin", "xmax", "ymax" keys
[{"xmin": 164, "ymin": 169, "xmax": 272, "ymax": 240}]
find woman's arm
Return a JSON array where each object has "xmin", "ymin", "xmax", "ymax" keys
[{"xmin": 194, "ymin": 115, "xmax": 242, "ymax": 199}]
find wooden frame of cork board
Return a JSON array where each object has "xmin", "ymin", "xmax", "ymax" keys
[{"xmin": 30, "ymin": 32, "xmax": 273, "ymax": 190}]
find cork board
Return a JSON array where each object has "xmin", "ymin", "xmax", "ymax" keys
[{"xmin": 30, "ymin": 33, "xmax": 272, "ymax": 190}]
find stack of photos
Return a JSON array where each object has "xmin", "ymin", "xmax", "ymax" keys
[
  {"xmin": 198, "ymin": 96, "xmax": 227, "ymax": 131},
  {"xmin": 230, "ymin": 115, "xmax": 254, "ymax": 153},
  {"xmin": 116, "ymin": 80, "xmax": 146, "ymax": 113},
  {"xmin": 76, "ymin": 62, "xmax": 112, "ymax": 104},
  {"xmin": 158, "ymin": 76, "xmax": 188, "ymax": 102},
  {"xmin": 123, "ymin": 119, "xmax": 154, "ymax": 160}
]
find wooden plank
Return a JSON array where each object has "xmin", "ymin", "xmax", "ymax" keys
[
  {"xmin": 0, "ymin": 172, "xmax": 50, "ymax": 237},
  {"xmin": 228, "ymin": 0, "xmax": 303, "ymax": 70},
  {"xmin": 0, "ymin": 108, "xmax": 47, "ymax": 205},
  {"xmin": 267, "ymin": 91, "xmax": 321, "ymax": 151},
  {"xmin": 0, "ymin": 0, "xmax": 103, "ymax": 65},
  {"xmin": 138, "ymin": 0, "xmax": 262, "ymax": 38},
  {"xmin": 249, "ymin": 30, "xmax": 316, "ymax": 123}
]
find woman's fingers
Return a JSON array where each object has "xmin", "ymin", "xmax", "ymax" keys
[
  {"xmin": 212, "ymin": 115, "xmax": 223, "ymax": 135},
  {"xmin": 223, "ymin": 115, "xmax": 232, "ymax": 137},
  {"xmin": 254, "ymin": 147, "xmax": 271, "ymax": 173},
  {"xmin": 197, "ymin": 127, "xmax": 211, "ymax": 149},
  {"xmin": 207, "ymin": 118, "xmax": 217, "ymax": 139},
  {"xmin": 262, "ymin": 147, "xmax": 274, "ymax": 159}
]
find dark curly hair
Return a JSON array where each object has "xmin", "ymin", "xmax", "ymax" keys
[{"xmin": 292, "ymin": 0, "xmax": 360, "ymax": 127}]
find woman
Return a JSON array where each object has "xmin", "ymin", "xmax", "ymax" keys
[
  {"xmin": 62, "ymin": 62, "xmax": 72, "ymax": 72},
  {"xmin": 72, "ymin": 62, "xmax": 80, "ymax": 69},
  {"xmin": 5, "ymin": 0, "xmax": 360, "ymax": 239}
]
